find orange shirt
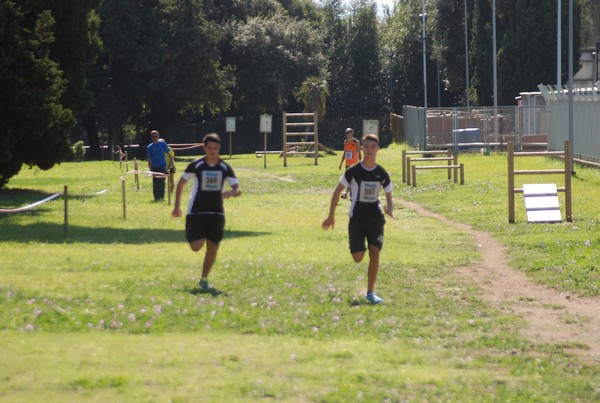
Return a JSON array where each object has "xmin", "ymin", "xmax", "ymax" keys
[{"xmin": 344, "ymin": 138, "xmax": 360, "ymax": 167}]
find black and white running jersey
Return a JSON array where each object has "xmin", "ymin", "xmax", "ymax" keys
[
  {"xmin": 340, "ymin": 162, "xmax": 392, "ymax": 219},
  {"xmin": 181, "ymin": 158, "xmax": 239, "ymax": 215}
]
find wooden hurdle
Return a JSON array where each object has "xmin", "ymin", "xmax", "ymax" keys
[
  {"xmin": 402, "ymin": 149, "xmax": 452, "ymax": 183},
  {"xmin": 411, "ymin": 161, "xmax": 464, "ymax": 187},
  {"xmin": 507, "ymin": 141, "xmax": 572, "ymax": 223},
  {"xmin": 282, "ymin": 112, "xmax": 319, "ymax": 166}
]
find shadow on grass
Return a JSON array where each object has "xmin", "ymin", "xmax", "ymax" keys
[
  {"xmin": 348, "ymin": 297, "xmax": 383, "ymax": 307},
  {"xmin": 189, "ymin": 286, "xmax": 228, "ymax": 297},
  {"xmin": 0, "ymin": 222, "xmax": 269, "ymax": 244}
]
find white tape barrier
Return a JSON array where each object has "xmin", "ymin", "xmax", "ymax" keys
[
  {"xmin": 126, "ymin": 170, "xmax": 168, "ymax": 178},
  {"xmin": 0, "ymin": 192, "xmax": 62, "ymax": 214}
]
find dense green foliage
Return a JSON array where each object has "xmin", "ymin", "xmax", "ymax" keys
[
  {"xmin": 0, "ymin": 2, "xmax": 76, "ymax": 186},
  {"xmin": 1, "ymin": 0, "xmax": 595, "ymax": 186}
]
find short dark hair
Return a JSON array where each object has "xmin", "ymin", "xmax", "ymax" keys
[
  {"xmin": 362, "ymin": 133, "xmax": 379, "ymax": 145},
  {"xmin": 203, "ymin": 132, "xmax": 221, "ymax": 145}
]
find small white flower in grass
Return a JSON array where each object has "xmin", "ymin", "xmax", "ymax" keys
[
  {"xmin": 128, "ymin": 313, "xmax": 136, "ymax": 322},
  {"xmin": 27, "ymin": 298, "xmax": 36, "ymax": 305},
  {"xmin": 333, "ymin": 315, "xmax": 340, "ymax": 322},
  {"xmin": 24, "ymin": 324, "xmax": 34, "ymax": 331},
  {"xmin": 154, "ymin": 304, "xmax": 162, "ymax": 315},
  {"xmin": 166, "ymin": 300, "xmax": 173, "ymax": 305},
  {"xmin": 118, "ymin": 303, "xmax": 124, "ymax": 309},
  {"xmin": 585, "ymin": 240, "xmax": 591, "ymax": 247},
  {"xmin": 356, "ymin": 319, "xmax": 364, "ymax": 326},
  {"xmin": 145, "ymin": 321, "xmax": 153, "ymax": 328},
  {"xmin": 33, "ymin": 308, "xmax": 42, "ymax": 317}
]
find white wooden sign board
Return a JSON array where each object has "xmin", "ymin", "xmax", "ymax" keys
[
  {"xmin": 362, "ymin": 119, "xmax": 379, "ymax": 136},
  {"xmin": 226, "ymin": 117, "xmax": 236, "ymax": 133},
  {"xmin": 523, "ymin": 183, "xmax": 562, "ymax": 223},
  {"xmin": 260, "ymin": 114, "xmax": 273, "ymax": 133}
]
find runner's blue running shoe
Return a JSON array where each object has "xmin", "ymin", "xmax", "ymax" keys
[
  {"xmin": 199, "ymin": 280, "xmax": 212, "ymax": 291},
  {"xmin": 366, "ymin": 292, "xmax": 384, "ymax": 304}
]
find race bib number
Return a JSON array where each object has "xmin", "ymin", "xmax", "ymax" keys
[
  {"xmin": 201, "ymin": 171, "xmax": 223, "ymax": 191},
  {"xmin": 359, "ymin": 181, "xmax": 380, "ymax": 202},
  {"xmin": 345, "ymin": 151, "xmax": 353, "ymax": 159}
]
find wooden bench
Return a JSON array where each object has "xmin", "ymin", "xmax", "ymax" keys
[{"xmin": 411, "ymin": 163, "xmax": 464, "ymax": 187}]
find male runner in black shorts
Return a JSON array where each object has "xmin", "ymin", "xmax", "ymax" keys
[
  {"xmin": 322, "ymin": 134, "xmax": 394, "ymax": 304},
  {"xmin": 172, "ymin": 133, "xmax": 241, "ymax": 291}
]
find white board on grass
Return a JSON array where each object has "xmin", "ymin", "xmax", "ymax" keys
[{"xmin": 523, "ymin": 183, "xmax": 561, "ymax": 223}]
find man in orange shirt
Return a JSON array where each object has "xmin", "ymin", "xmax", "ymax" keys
[{"xmin": 338, "ymin": 128, "xmax": 361, "ymax": 199}]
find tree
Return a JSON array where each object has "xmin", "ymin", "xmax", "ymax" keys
[
  {"xmin": 431, "ymin": 0, "xmax": 475, "ymax": 106},
  {"xmin": 381, "ymin": 0, "xmax": 425, "ymax": 109},
  {"xmin": 87, "ymin": 0, "xmax": 231, "ymax": 150},
  {"xmin": 296, "ymin": 76, "xmax": 329, "ymax": 119},
  {"xmin": 0, "ymin": 1, "xmax": 75, "ymax": 187},
  {"xmin": 230, "ymin": 12, "xmax": 325, "ymax": 114},
  {"xmin": 498, "ymin": 0, "xmax": 581, "ymax": 104},
  {"xmin": 319, "ymin": 0, "xmax": 350, "ymax": 117},
  {"xmin": 42, "ymin": 0, "xmax": 102, "ymax": 120},
  {"xmin": 342, "ymin": 0, "xmax": 386, "ymax": 117}
]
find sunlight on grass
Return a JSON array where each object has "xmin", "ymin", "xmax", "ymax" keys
[{"xmin": 1, "ymin": 148, "xmax": 599, "ymax": 400}]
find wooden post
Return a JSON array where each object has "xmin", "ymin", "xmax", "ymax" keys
[
  {"xmin": 406, "ymin": 157, "xmax": 412, "ymax": 186},
  {"xmin": 63, "ymin": 185, "xmax": 68, "ymax": 237},
  {"xmin": 453, "ymin": 154, "xmax": 458, "ymax": 183},
  {"xmin": 263, "ymin": 132, "xmax": 268, "ymax": 169},
  {"xmin": 125, "ymin": 151, "xmax": 129, "ymax": 172},
  {"xmin": 134, "ymin": 159, "xmax": 140, "ymax": 190},
  {"xmin": 508, "ymin": 142, "xmax": 515, "ymax": 223},
  {"xmin": 402, "ymin": 150, "xmax": 407, "ymax": 183},
  {"xmin": 447, "ymin": 149, "xmax": 453, "ymax": 180},
  {"xmin": 411, "ymin": 164, "xmax": 417, "ymax": 187},
  {"xmin": 121, "ymin": 176, "xmax": 127, "ymax": 221},
  {"xmin": 314, "ymin": 112, "xmax": 319, "ymax": 166},
  {"xmin": 282, "ymin": 112, "xmax": 287, "ymax": 167},
  {"xmin": 564, "ymin": 140, "xmax": 572, "ymax": 222},
  {"xmin": 460, "ymin": 163, "xmax": 465, "ymax": 185}
]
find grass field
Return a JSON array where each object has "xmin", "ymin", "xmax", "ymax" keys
[{"xmin": 1, "ymin": 145, "xmax": 599, "ymax": 401}]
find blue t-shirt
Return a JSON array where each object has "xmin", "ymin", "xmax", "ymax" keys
[{"xmin": 146, "ymin": 141, "xmax": 170, "ymax": 168}]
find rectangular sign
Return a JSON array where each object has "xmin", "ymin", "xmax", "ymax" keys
[
  {"xmin": 226, "ymin": 117, "xmax": 236, "ymax": 133},
  {"xmin": 260, "ymin": 114, "xmax": 273, "ymax": 133},
  {"xmin": 362, "ymin": 119, "xmax": 379, "ymax": 136}
]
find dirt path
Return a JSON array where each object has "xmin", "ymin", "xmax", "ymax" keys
[{"xmin": 398, "ymin": 198, "xmax": 600, "ymax": 365}]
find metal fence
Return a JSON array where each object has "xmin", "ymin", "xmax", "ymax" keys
[
  {"xmin": 539, "ymin": 84, "xmax": 600, "ymax": 164},
  {"xmin": 403, "ymin": 84, "xmax": 600, "ymax": 164},
  {"xmin": 403, "ymin": 105, "xmax": 549, "ymax": 154}
]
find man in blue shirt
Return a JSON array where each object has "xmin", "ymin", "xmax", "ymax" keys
[{"xmin": 146, "ymin": 130, "xmax": 175, "ymax": 201}]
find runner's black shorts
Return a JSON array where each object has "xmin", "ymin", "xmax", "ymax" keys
[
  {"xmin": 348, "ymin": 216, "xmax": 385, "ymax": 253},
  {"xmin": 186, "ymin": 214, "xmax": 225, "ymax": 245}
]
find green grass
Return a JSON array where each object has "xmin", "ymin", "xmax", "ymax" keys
[{"xmin": 1, "ymin": 148, "xmax": 599, "ymax": 401}]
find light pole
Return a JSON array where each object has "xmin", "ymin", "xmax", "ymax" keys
[
  {"xmin": 420, "ymin": 0, "xmax": 427, "ymax": 150},
  {"xmin": 568, "ymin": 0, "xmax": 574, "ymax": 174},
  {"xmin": 557, "ymin": 0, "xmax": 562, "ymax": 87},
  {"xmin": 388, "ymin": 50, "xmax": 394, "ymax": 113},
  {"xmin": 464, "ymin": 0, "xmax": 470, "ymax": 110},
  {"xmin": 492, "ymin": 0, "xmax": 498, "ymax": 151}
]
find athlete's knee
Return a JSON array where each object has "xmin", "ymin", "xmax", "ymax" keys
[
  {"xmin": 352, "ymin": 251, "xmax": 365, "ymax": 263},
  {"xmin": 189, "ymin": 239, "xmax": 205, "ymax": 252}
]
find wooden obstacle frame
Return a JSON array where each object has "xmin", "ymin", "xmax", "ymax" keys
[
  {"xmin": 282, "ymin": 112, "xmax": 319, "ymax": 166},
  {"xmin": 507, "ymin": 141, "xmax": 572, "ymax": 223},
  {"xmin": 401, "ymin": 149, "xmax": 464, "ymax": 187}
]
